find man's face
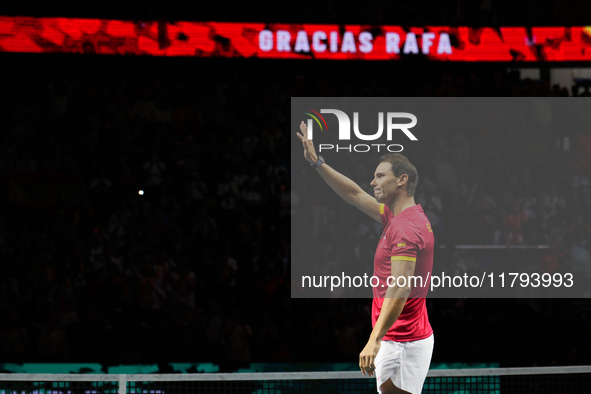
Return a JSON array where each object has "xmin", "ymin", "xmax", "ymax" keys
[{"xmin": 370, "ymin": 162, "xmax": 398, "ymax": 203}]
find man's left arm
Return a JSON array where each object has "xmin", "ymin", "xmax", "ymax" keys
[{"xmin": 359, "ymin": 257, "xmax": 416, "ymax": 376}]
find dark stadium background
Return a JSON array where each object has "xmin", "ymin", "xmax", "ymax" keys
[{"xmin": 0, "ymin": 0, "xmax": 590, "ymax": 372}]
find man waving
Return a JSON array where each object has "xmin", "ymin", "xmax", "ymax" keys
[{"xmin": 297, "ymin": 121, "xmax": 434, "ymax": 394}]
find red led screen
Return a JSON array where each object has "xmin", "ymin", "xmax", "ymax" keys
[{"xmin": 1, "ymin": 16, "xmax": 591, "ymax": 61}]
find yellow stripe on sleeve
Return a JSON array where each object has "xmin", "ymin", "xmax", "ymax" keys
[
  {"xmin": 391, "ymin": 256, "xmax": 417, "ymax": 262},
  {"xmin": 379, "ymin": 203, "xmax": 384, "ymax": 214}
]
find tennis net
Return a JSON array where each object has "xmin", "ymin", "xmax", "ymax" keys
[{"xmin": 0, "ymin": 365, "xmax": 590, "ymax": 393}]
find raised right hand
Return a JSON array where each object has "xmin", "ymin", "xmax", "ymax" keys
[{"xmin": 296, "ymin": 121, "xmax": 319, "ymax": 165}]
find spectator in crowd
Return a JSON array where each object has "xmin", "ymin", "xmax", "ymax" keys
[
  {"xmin": 567, "ymin": 216, "xmax": 591, "ymax": 278},
  {"xmin": 540, "ymin": 241, "xmax": 565, "ymax": 274},
  {"xmin": 504, "ymin": 201, "xmax": 527, "ymax": 245},
  {"xmin": 473, "ymin": 186, "xmax": 497, "ymax": 243},
  {"xmin": 570, "ymin": 150, "xmax": 590, "ymax": 206}
]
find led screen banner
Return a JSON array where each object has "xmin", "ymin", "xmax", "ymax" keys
[{"xmin": 3, "ymin": 16, "xmax": 591, "ymax": 61}]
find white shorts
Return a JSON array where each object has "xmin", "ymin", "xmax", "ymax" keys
[{"xmin": 375, "ymin": 334, "xmax": 434, "ymax": 394}]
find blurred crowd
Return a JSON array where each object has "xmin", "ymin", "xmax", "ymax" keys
[
  {"xmin": 0, "ymin": 54, "xmax": 590, "ymax": 367},
  {"xmin": 0, "ymin": 56, "xmax": 294, "ymax": 367}
]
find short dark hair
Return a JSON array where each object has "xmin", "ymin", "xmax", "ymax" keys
[{"xmin": 377, "ymin": 153, "xmax": 419, "ymax": 197}]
